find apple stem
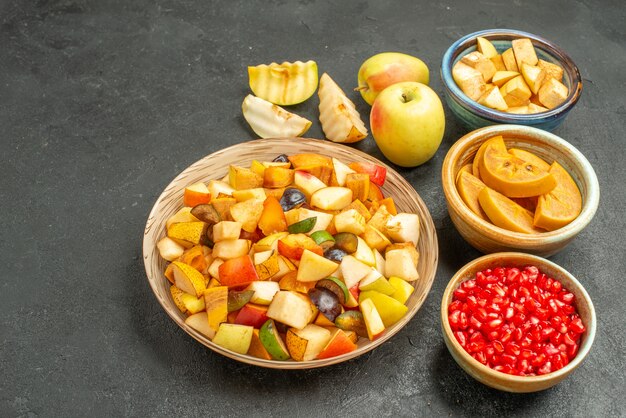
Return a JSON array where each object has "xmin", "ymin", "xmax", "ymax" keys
[{"xmin": 354, "ymin": 86, "xmax": 367, "ymax": 92}]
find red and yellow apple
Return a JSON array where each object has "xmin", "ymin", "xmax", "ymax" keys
[
  {"xmin": 357, "ymin": 52, "xmax": 430, "ymax": 105},
  {"xmin": 370, "ymin": 81, "xmax": 445, "ymax": 167}
]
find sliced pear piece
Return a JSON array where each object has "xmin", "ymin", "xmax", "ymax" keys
[
  {"xmin": 171, "ymin": 261, "xmax": 206, "ymax": 298},
  {"xmin": 318, "ymin": 73, "xmax": 368, "ymax": 143},
  {"xmin": 297, "ymin": 249, "xmax": 341, "ymax": 282},
  {"xmin": 248, "ymin": 60, "xmax": 318, "ymax": 106},
  {"xmin": 242, "ymin": 94, "xmax": 312, "ymax": 139},
  {"xmin": 185, "ymin": 312, "xmax": 216, "ymax": 340}
]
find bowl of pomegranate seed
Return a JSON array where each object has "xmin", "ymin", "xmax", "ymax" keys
[{"xmin": 441, "ymin": 252, "xmax": 596, "ymax": 392}]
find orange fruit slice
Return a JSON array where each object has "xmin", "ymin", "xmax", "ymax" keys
[
  {"xmin": 533, "ymin": 162, "xmax": 582, "ymax": 231},
  {"xmin": 456, "ymin": 171, "xmax": 489, "ymax": 221},
  {"xmin": 456, "ymin": 163, "xmax": 473, "ymax": 183},
  {"xmin": 511, "ymin": 196, "xmax": 539, "ymax": 212},
  {"xmin": 508, "ymin": 148, "xmax": 551, "ymax": 171},
  {"xmin": 479, "ymin": 140, "xmax": 557, "ymax": 198},
  {"xmin": 472, "ymin": 136, "xmax": 507, "ymax": 179},
  {"xmin": 478, "ymin": 187, "xmax": 544, "ymax": 234}
]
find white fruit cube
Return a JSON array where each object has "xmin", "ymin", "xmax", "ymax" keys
[
  {"xmin": 292, "ymin": 325, "xmax": 332, "ymax": 361},
  {"xmin": 385, "ymin": 248, "xmax": 419, "ymax": 282},
  {"xmin": 294, "ymin": 171, "xmax": 326, "ymax": 199},
  {"xmin": 185, "ymin": 312, "xmax": 216, "ymax": 339},
  {"xmin": 213, "ymin": 221, "xmax": 242, "ymax": 242},
  {"xmin": 340, "ymin": 255, "xmax": 373, "ymax": 289},
  {"xmin": 333, "ymin": 209, "xmax": 366, "ymax": 235},
  {"xmin": 157, "ymin": 237, "xmax": 185, "ymax": 261},
  {"xmin": 208, "ymin": 180, "xmax": 234, "ymax": 197},
  {"xmin": 331, "ymin": 157, "xmax": 356, "ymax": 186},
  {"xmin": 267, "ymin": 291, "xmax": 316, "ymax": 329},
  {"xmin": 297, "ymin": 249, "xmax": 340, "ymax": 282},
  {"xmin": 212, "ymin": 239, "xmax": 250, "ymax": 259},
  {"xmin": 385, "ymin": 213, "xmax": 420, "ymax": 245},
  {"xmin": 310, "ymin": 187, "xmax": 353, "ymax": 211},
  {"xmin": 452, "ymin": 61, "xmax": 487, "ymax": 100},
  {"xmin": 246, "ymin": 281, "xmax": 280, "ymax": 305}
]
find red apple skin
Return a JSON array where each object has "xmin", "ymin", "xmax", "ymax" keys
[
  {"xmin": 277, "ymin": 234, "xmax": 323, "ymax": 260},
  {"xmin": 218, "ymin": 255, "xmax": 259, "ymax": 287},
  {"xmin": 316, "ymin": 329, "xmax": 357, "ymax": 359},
  {"xmin": 348, "ymin": 162, "xmax": 387, "ymax": 187},
  {"xmin": 235, "ymin": 304, "xmax": 269, "ymax": 329},
  {"xmin": 358, "ymin": 52, "xmax": 430, "ymax": 105},
  {"xmin": 370, "ymin": 81, "xmax": 445, "ymax": 167}
]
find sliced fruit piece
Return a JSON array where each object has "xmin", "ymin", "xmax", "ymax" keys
[
  {"xmin": 167, "ymin": 222, "xmax": 209, "ymax": 248},
  {"xmin": 184, "ymin": 182, "xmax": 211, "ymax": 207},
  {"xmin": 334, "ymin": 310, "xmax": 368, "ymax": 338},
  {"xmin": 212, "ymin": 239, "xmax": 250, "ymax": 260},
  {"xmin": 254, "ymin": 250, "xmax": 281, "ymax": 280},
  {"xmin": 501, "ymin": 75, "xmax": 532, "ymax": 107},
  {"xmin": 478, "ymin": 85, "xmax": 508, "ymax": 111},
  {"xmin": 253, "ymin": 231, "xmax": 289, "ymax": 252},
  {"xmin": 171, "ymin": 261, "xmax": 206, "ymax": 298},
  {"xmin": 259, "ymin": 319, "xmax": 290, "ymax": 360},
  {"xmin": 278, "ymin": 270, "xmax": 316, "ymax": 294},
  {"xmin": 501, "ymin": 48, "xmax": 519, "ymax": 72},
  {"xmin": 478, "ymin": 187, "xmax": 544, "ymax": 234},
  {"xmin": 348, "ymin": 161, "xmax": 387, "ymax": 187},
  {"xmin": 316, "ymin": 328, "xmax": 357, "ymax": 359},
  {"xmin": 185, "ymin": 312, "xmax": 216, "ymax": 340},
  {"xmin": 492, "ymin": 71, "xmax": 520, "ymax": 88},
  {"xmin": 180, "ymin": 292, "xmax": 206, "ymax": 314},
  {"xmin": 353, "ymin": 236, "xmax": 375, "ymax": 266},
  {"xmin": 248, "ymin": 329, "xmax": 273, "ymax": 360},
  {"xmin": 235, "ymin": 303, "xmax": 269, "ymax": 328},
  {"xmin": 316, "ymin": 277, "xmax": 348, "ymax": 305},
  {"xmin": 476, "ymin": 36, "xmax": 498, "ymax": 58},
  {"xmin": 538, "ymin": 77, "xmax": 569, "ymax": 109},
  {"xmin": 213, "ymin": 221, "xmax": 242, "ymax": 243},
  {"xmin": 293, "ymin": 171, "xmax": 326, "ymax": 200},
  {"xmin": 479, "ymin": 139, "xmax": 556, "ymax": 198},
  {"xmin": 318, "ymin": 72, "xmax": 368, "ymax": 143},
  {"xmin": 361, "ymin": 224, "xmax": 391, "ymax": 253},
  {"xmin": 360, "ymin": 298, "xmax": 385, "ymax": 340},
  {"xmin": 461, "ymin": 51, "xmax": 497, "ymax": 83},
  {"xmin": 208, "ymin": 180, "xmax": 235, "ymax": 198},
  {"xmin": 456, "ymin": 170, "xmax": 489, "ymax": 221},
  {"xmin": 212, "ymin": 323, "xmax": 253, "ymax": 354},
  {"xmin": 287, "ymin": 324, "xmax": 332, "ymax": 361},
  {"xmin": 297, "ymin": 249, "xmax": 341, "ymax": 282},
  {"xmin": 166, "ymin": 207, "xmax": 200, "ymax": 229},
  {"xmin": 359, "ymin": 271, "xmax": 396, "ymax": 295},
  {"xmin": 452, "ymin": 61, "xmax": 486, "ymax": 101},
  {"xmin": 340, "ymin": 255, "xmax": 373, "ymax": 289},
  {"xmin": 385, "ymin": 213, "xmax": 420, "ymax": 245},
  {"xmin": 285, "ymin": 208, "xmax": 334, "ymax": 236},
  {"xmin": 263, "ymin": 166, "xmax": 294, "ymax": 189},
  {"xmin": 359, "ymin": 290, "xmax": 409, "ymax": 327},
  {"xmin": 285, "ymin": 328, "xmax": 308, "ymax": 361},
  {"xmin": 308, "ymin": 287, "xmax": 342, "ymax": 322},
  {"xmin": 232, "ymin": 187, "xmax": 266, "ymax": 202},
  {"xmin": 310, "ymin": 187, "xmax": 353, "ymax": 211},
  {"xmin": 388, "ymin": 276, "xmax": 414, "ymax": 304},
  {"xmin": 384, "ymin": 247, "xmax": 419, "ymax": 282},
  {"xmin": 473, "ymin": 135, "xmax": 507, "ymax": 178},
  {"xmin": 230, "ymin": 198, "xmax": 264, "ymax": 233},
  {"xmin": 490, "ymin": 55, "xmax": 506, "ymax": 72},
  {"xmin": 288, "ymin": 217, "xmax": 317, "ymax": 234},
  {"xmin": 310, "ymin": 230, "xmax": 335, "ymax": 250},
  {"xmin": 533, "ymin": 162, "xmax": 582, "ymax": 231},
  {"xmin": 229, "ymin": 165, "xmax": 263, "ymax": 190},
  {"xmin": 508, "ymin": 148, "xmax": 551, "ymax": 171},
  {"xmin": 246, "ymin": 281, "xmax": 280, "ymax": 305},
  {"xmin": 227, "ymin": 289, "xmax": 255, "ymax": 312},
  {"xmin": 345, "ymin": 173, "xmax": 370, "ymax": 202},
  {"xmin": 537, "ymin": 59, "xmax": 564, "ymax": 83},
  {"xmin": 218, "ymin": 255, "xmax": 260, "ymax": 287},
  {"xmin": 208, "ymin": 197, "xmax": 236, "ymax": 221},
  {"xmin": 520, "ymin": 63, "xmax": 546, "ymax": 95},
  {"xmin": 204, "ymin": 286, "xmax": 228, "ymax": 333},
  {"xmin": 512, "ymin": 38, "xmax": 538, "ymax": 68},
  {"xmin": 277, "ymin": 233, "xmax": 323, "ymax": 260},
  {"xmin": 242, "ymin": 94, "xmax": 312, "ymax": 138},
  {"xmin": 157, "ymin": 236, "xmax": 185, "ymax": 261},
  {"xmin": 248, "ymin": 60, "xmax": 318, "ymax": 106},
  {"xmin": 331, "ymin": 157, "xmax": 356, "ymax": 186},
  {"xmin": 334, "ymin": 209, "xmax": 366, "ymax": 235},
  {"xmin": 267, "ymin": 291, "xmax": 316, "ymax": 329},
  {"xmin": 170, "ymin": 285, "xmax": 189, "ymax": 313},
  {"xmin": 333, "ymin": 232, "xmax": 358, "ymax": 254},
  {"xmin": 257, "ymin": 196, "xmax": 287, "ymax": 236}
]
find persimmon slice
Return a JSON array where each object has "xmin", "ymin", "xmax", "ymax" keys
[
  {"xmin": 508, "ymin": 148, "xmax": 551, "ymax": 171},
  {"xmin": 479, "ymin": 140, "xmax": 556, "ymax": 198},
  {"xmin": 478, "ymin": 187, "xmax": 544, "ymax": 234},
  {"xmin": 533, "ymin": 162, "xmax": 582, "ymax": 231},
  {"xmin": 473, "ymin": 136, "xmax": 507, "ymax": 179},
  {"xmin": 456, "ymin": 163, "xmax": 473, "ymax": 183},
  {"xmin": 456, "ymin": 171, "xmax": 489, "ymax": 221}
]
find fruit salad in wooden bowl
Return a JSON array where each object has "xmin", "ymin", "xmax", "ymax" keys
[
  {"xmin": 442, "ymin": 125, "xmax": 599, "ymax": 257},
  {"xmin": 144, "ymin": 138, "xmax": 438, "ymax": 368}
]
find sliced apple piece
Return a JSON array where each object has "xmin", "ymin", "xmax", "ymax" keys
[
  {"xmin": 232, "ymin": 188, "xmax": 266, "ymax": 202},
  {"xmin": 242, "ymin": 94, "xmax": 312, "ymax": 138},
  {"xmin": 247, "ymin": 329, "xmax": 273, "ymax": 360},
  {"xmin": 310, "ymin": 187, "xmax": 353, "ymax": 211},
  {"xmin": 360, "ymin": 298, "xmax": 385, "ymax": 340},
  {"xmin": 212, "ymin": 323, "xmax": 253, "ymax": 354},
  {"xmin": 248, "ymin": 60, "xmax": 318, "ymax": 106},
  {"xmin": 208, "ymin": 179, "xmax": 234, "ymax": 198},
  {"xmin": 478, "ymin": 85, "xmax": 508, "ymax": 111},
  {"xmin": 384, "ymin": 248, "xmax": 419, "ymax": 282},
  {"xmin": 183, "ymin": 182, "xmax": 211, "ymax": 207},
  {"xmin": 294, "ymin": 170, "xmax": 326, "ymax": 199},
  {"xmin": 213, "ymin": 221, "xmax": 242, "ymax": 242},
  {"xmin": 229, "ymin": 198, "xmax": 264, "ymax": 233},
  {"xmin": 267, "ymin": 291, "xmax": 316, "ymax": 329},
  {"xmin": 297, "ymin": 249, "xmax": 341, "ymax": 282},
  {"xmin": 359, "ymin": 270, "xmax": 396, "ymax": 296},
  {"xmin": 501, "ymin": 75, "xmax": 532, "ymax": 107},
  {"xmin": 354, "ymin": 236, "xmax": 376, "ymax": 266},
  {"xmin": 537, "ymin": 59, "xmax": 564, "ymax": 83},
  {"xmin": 331, "ymin": 157, "xmax": 356, "ymax": 186},
  {"xmin": 287, "ymin": 324, "xmax": 332, "ymax": 361},
  {"xmin": 359, "ymin": 290, "xmax": 409, "ymax": 327},
  {"xmin": 385, "ymin": 213, "xmax": 420, "ymax": 245},
  {"xmin": 157, "ymin": 236, "xmax": 185, "ymax": 261},
  {"xmin": 318, "ymin": 72, "xmax": 368, "ymax": 144},
  {"xmin": 316, "ymin": 329, "xmax": 358, "ymax": 359},
  {"xmin": 235, "ymin": 303, "xmax": 269, "ymax": 328},
  {"xmin": 388, "ymin": 276, "xmax": 415, "ymax": 304},
  {"xmin": 212, "ymin": 239, "xmax": 250, "ymax": 259},
  {"xmin": 339, "ymin": 255, "xmax": 373, "ymax": 289},
  {"xmin": 185, "ymin": 312, "xmax": 216, "ymax": 340},
  {"xmin": 246, "ymin": 281, "xmax": 280, "ymax": 305},
  {"xmin": 512, "ymin": 38, "xmax": 538, "ymax": 68},
  {"xmin": 492, "ymin": 71, "xmax": 520, "ymax": 88},
  {"xmin": 461, "ymin": 51, "xmax": 497, "ymax": 82},
  {"xmin": 333, "ymin": 208, "xmax": 366, "ymax": 235},
  {"xmin": 520, "ymin": 63, "xmax": 546, "ymax": 95},
  {"xmin": 538, "ymin": 77, "xmax": 569, "ymax": 109}
]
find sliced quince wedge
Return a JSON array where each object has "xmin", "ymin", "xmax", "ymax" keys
[
  {"xmin": 456, "ymin": 171, "xmax": 489, "ymax": 221},
  {"xmin": 318, "ymin": 73, "xmax": 368, "ymax": 143},
  {"xmin": 533, "ymin": 162, "xmax": 582, "ymax": 231},
  {"xmin": 472, "ymin": 135, "xmax": 507, "ymax": 179},
  {"xmin": 248, "ymin": 60, "xmax": 318, "ymax": 106},
  {"xmin": 242, "ymin": 95, "xmax": 312, "ymax": 138},
  {"xmin": 479, "ymin": 139, "xmax": 556, "ymax": 198},
  {"xmin": 478, "ymin": 187, "xmax": 544, "ymax": 234}
]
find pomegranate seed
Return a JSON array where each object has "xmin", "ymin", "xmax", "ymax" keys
[
  {"xmin": 569, "ymin": 317, "xmax": 585, "ymax": 334},
  {"xmin": 450, "ymin": 265, "xmax": 583, "ymax": 376}
]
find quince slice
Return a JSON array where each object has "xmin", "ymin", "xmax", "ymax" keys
[
  {"xmin": 248, "ymin": 60, "xmax": 318, "ymax": 106},
  {"xmin": 479, "ymin": 138, "xmax": 556, "ymax": 198},
  {"xmin": 478, "ymin": 187, "xmax": 544, "ymax": 234},
  {"xmin": 242, "ymin": 95, "xmax": 311, "ymax": 138},
  {"xmin": 533, "ymin": 162, "xmax": 582, "ymax": 231}
]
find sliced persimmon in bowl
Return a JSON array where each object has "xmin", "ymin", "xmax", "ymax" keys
[
  {"xmin": 479, "ymin": 138, "xmax": 557, "ymax": 198},
  {"xmin": 534, "ymin": 162, "xmax": 583, "ymax": 231},
  {"xmin": 472, "ymin": 135, "xmax": 507, "ymax": 179},
  {"xmin": 456, "ymin": 170, "xmax": 489, "ymax": 221},
  {"xmin": 478, "ymin": 187, "xmax": 544, "ymax": 234}
]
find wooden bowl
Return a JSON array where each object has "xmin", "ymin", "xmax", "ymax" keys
[
  {"xmin": 143, "ymin": 138, "xmax": 438, "ymax": 369},
  {"xmin": 441, "ymin": 124, "xmax": 599, "ymax": 257},
  {"xmin": 441, "ymin": 252, "xmax": 596, "ymax": 392}
]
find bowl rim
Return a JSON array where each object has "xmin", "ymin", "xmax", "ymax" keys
[
  {"xmin": 441, "ymin": 28, "xmax": 583, "ymax": 123},
  {"xmin": 142, "ymin": 137, "xmax": 439, "ymax": 369},
  {"xmin": 442, "ymin": 124, "xmax": 600, "ymax": 248},
  {"xmin": 441, "ymin": 252, "xmax": 596, "ymax": 385}
]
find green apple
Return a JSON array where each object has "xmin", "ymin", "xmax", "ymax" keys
[
  {"xmin": 259, "ymin": 319, "xmax": 290, "ymax": 360},
  {"xmin": 357, "ymin": 52, "xmax": 429, "ymax": 105},
  {"xmin": 370, "ymin": 81, "xmax": 445, "ymax": 167}
]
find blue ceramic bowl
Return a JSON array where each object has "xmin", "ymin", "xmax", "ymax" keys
[{"xmin": 441, "ymin": 29, "xmax": 582, "ymax": 132}]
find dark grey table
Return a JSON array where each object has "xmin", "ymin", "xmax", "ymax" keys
[{"xmin": 2, "ymin": 1, "xmax": 625, "ymax": 416}]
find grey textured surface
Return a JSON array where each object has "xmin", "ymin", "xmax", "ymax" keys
[{"xmin": 1, "ymin": 0, "xmax": 625, "ymax": 416}]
